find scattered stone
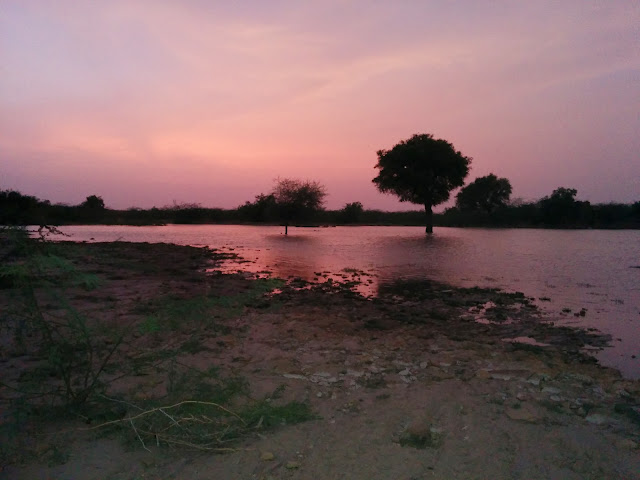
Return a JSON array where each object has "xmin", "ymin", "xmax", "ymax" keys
[
  {"xmin": 475, "ymin": 369, "xmax": 491, "ymax": 379},
  {"xmin": 286, "ymin": 461, "xmax": 301, "ymax": 469},
  {"xmin": 419, "ymin": 361, "xmax": 429, "ymax": 369},
  {"xmin": 399, "ymin": 368, "xmax": 411, "ymax": 376},
  {"xmin": 261, "ymin": 451, "xmax": 275, "ymax": 461},
  {"xmin": 283, "ymin": 374, "xmax": 306, "ymax": 380},
  {"xmin": 491, "ymin": 373, "xmax": 513, "ymax": 381}
]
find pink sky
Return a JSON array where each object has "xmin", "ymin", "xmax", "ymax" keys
[{"xmin": 1, "ymin": 1, "xmax": 639, "ymax": 211}]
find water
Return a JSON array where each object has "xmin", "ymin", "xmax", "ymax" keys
[{"xmin": 43, "ymin": 225, "xmax": 640, "ymax": 378}]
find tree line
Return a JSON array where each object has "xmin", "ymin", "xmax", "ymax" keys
[
  {"xmin": 2, "ymin": 184, "xmax": 638, "ymax": 230},
  {"xmin": 2, "ymin": 133, "xmax": 639, "ymax": 231}
]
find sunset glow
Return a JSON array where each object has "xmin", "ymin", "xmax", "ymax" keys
[{"xmin": 2, "ymin": 1, "xmax": 638, "ymax": 210}]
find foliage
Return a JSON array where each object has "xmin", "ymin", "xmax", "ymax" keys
[
  {"xmin": 98, "ymin": 369, "xmax": 316, "ymax": 451},
  {"xmin": 538, "ymin": 187, "xmax": 592, "ymax": 226},
  {"xmin": 456, "ymin": 174, "xmax": 512, "ymax": 213},
  {"xmin": 372, "ymin": 133, "xmax": 471, "ymax": 233},
  {"xmin": 271, "ymin": 178, "xmax": 327, "ymax": 234},
  {"xmin": 80, "ymin": 195, "xmax": 105, "ymax": 210},
  {"xmin": 2, "ymin": 186, "xmax": 639, "ymax": 229},
  {"xmin": 0, "ymin": 227, "xmax": 123, "ymax": 409},
  {"xmin": 339, "ymin": 202, "xmax": 364, "ymax": 223},
  {"xmin": 237, "ymin": 193, "xmax": 277, "ymax": 223}
]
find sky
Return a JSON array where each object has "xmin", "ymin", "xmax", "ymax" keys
[{"xmin": 1, "ymin": 1, "xmax": 639, "ymax": 211}]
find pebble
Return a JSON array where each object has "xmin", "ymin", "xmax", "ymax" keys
[
  {"xmin": 260, "ymin": 451, "xmax": 275, "ymax": 461},
  {"xmin": 399, "ymin": 368, "xmax": 411, "ymax": 376},
  {"xmin": 585, "ymin": 413, "xmax": 610, "ymax": 425},
  {"xmin": 542, "ymin": 387, "xmax": 561, "ymax": 395}
]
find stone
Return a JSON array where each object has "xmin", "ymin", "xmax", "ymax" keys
[
  {"xmin": 283, "ymin": 374, "xmax": 306, "ymax": 380},
  {"xmin": 286, "ymin": 461, "xmax": 301, "ymax": 469},
  {"xmin": 585, "ymin": 414, "xmax": 611, "ymax": 425},
  {"xmin": 475, "ymin": 369, "xmax": 491, "ymax": 379},
  {"xmin": 399, "ymin": 368, "xmax": 411, "ymax": 376},
  {"xmin": 260, "ymin": 451, "xmax": 275, "ymax": 461},
  {"xmin": 399, "ymin": 420, "xmax": 444, "ymax": 449},
  {"xmin": 542, "ymin": 386, "xmax": 561, "ymax": 395}
]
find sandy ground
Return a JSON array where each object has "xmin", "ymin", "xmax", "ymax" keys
[{"xmin": 1, "ymin": 240, "xmax": 638, "ymax": 480}]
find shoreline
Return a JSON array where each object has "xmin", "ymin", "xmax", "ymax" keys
[{"xmin": 1, "ymin": 239, "xmax": 638, "ymax": 479}]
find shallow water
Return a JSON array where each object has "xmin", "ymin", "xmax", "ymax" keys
[{"xmin": 42, "ymin": 224, "xmax": 640, "ymax": 378}]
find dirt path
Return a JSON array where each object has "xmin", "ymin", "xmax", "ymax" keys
[{"xmin": 1, "ymin": 241, "xmax": 638, "ymax": 479}]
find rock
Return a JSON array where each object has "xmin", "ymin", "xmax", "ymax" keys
[
  {"xmin": 585, "ymin": 413, "xmax": 611, "ymax": 425},
  {"xmin": 549, "ymin": 395, "xmax": 564, "ymax": 402},
  {"xmin": 565, "ymin": 373, "xmax": 594, "ymax": 385},
  {"xmin": 261, "ymin": 451, "xmax": 275, "ymax": 461},
  {"xmin": 399, "ymin": 420, "xmax": 444, "ymax": 449},
  {"xmin": 542, "ymin": 386, "xmax": 561, "ymax": 395},
  {"xmin": 283, "ymin": 374, "xmax": 306, "ymax": 380},
  {"xmin": 286, "ymin": 461, "xmax": 301, "ymax": 469},
  {"xmin": 506, "ymin": 404, "xmax": 542, "ymax": 423},
  {"xmin": 491, "ymin": 373, "xmax": 513, "ymax": 381},
  {"xmin": 419, "ymin": 361, "xmax": 429, "ymax": 369},
  {"xmin": 399, "ymin": 368, "xmax": 411, "ymax": 376},
  {"xmin": 475, "ymin": 369, "xmax": 491, "ymax": 379}
]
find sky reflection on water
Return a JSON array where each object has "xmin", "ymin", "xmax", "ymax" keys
[{"xmin": 45, "ymin": 225, "xmax": 640, "ymax": 378}]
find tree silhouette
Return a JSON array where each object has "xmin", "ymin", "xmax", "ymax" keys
[
  {"xmin": 538, "ymin": 187, "xmax": 592, "ymax": 226},
  {"xmin": 373, "ymin": 133, "xmax": 471, "ymax": 233},
  {"xmin": 272, "ymin": 178, "xmax": 327, "ymax": 235},
  {"xmin": 340, "ymin": 202, "xmax": 364, "ymax": 224},
  {"xmin": 456, "ymin": 174, "xmax": 512, "ymax": 213},
  {"xmin": 81, "ymin": 195, "xmax": 105, "ymax": 210}
]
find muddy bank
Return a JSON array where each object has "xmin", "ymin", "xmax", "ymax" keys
[{"xmin": 1, "ymin": 240, "xmax": 638, "ymax": 479}]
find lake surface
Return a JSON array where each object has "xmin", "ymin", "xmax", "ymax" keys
[{"xmin": 45, "ymin": 225, "xmax": 640, "ymax": 379}]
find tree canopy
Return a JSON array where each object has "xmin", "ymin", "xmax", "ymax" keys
[
  {"xmin": 271, "ymin": 178, "xmax": 327, "ymax": 234},
  {"xmin": 456, "ymin": 174, "xmax": 512, "ymax": 213},
  {"xmin": 81, "ymin": 195, "xmax": 105, "ymax": 210},
  {"xmin": 373, "ymin": 133, "xmax": 471, "ymax": 233}
]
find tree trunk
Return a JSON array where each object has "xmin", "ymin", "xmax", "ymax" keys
[
  {"xmin": 424, "ymin": 204, "xmax": 433, "ymax": 234},
  {"xmin": 285, "ymin": 223, "xmax": 288, "ymax": 235}
]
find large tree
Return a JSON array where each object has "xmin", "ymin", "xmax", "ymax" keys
[
  {"xmin": 272, "ymin": 178, "xmax": 327, "ymax": 235},
  {"xmin": 373, "ymin": 133, "xmax": 471, "ymax": 233},
  {"xmin": 456, "ymin": 174, "xmax": 512, "ymax": 213}
]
